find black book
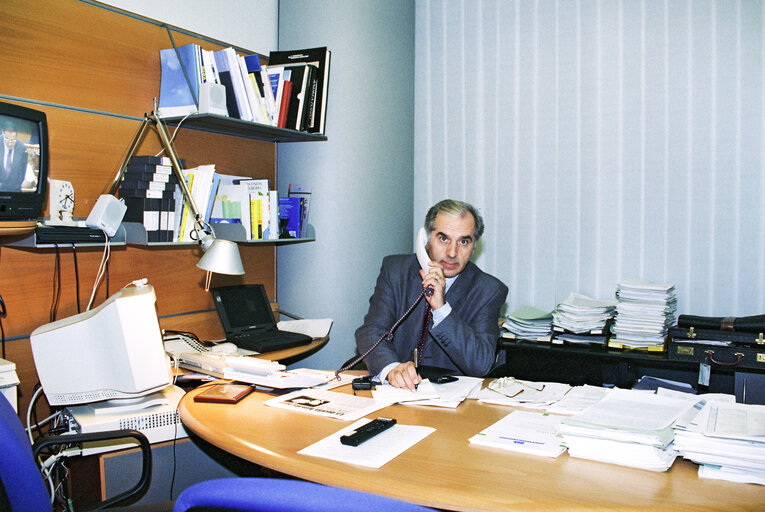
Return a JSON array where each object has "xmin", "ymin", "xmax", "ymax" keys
[{"xmin": 268, "ymin": 47, "xmax": 330, "ymax": 133}]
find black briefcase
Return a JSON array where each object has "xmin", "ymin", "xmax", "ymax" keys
[{"xmin": 668, "ymin": 320, "xmax": 765, "ymax": 370}]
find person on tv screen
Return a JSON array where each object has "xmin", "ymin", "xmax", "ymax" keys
[{"xmin": 0, "ymin": 120, "xmax": 28, "ymax": 192}]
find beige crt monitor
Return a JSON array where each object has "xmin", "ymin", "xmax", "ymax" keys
[{"xmin": 30, "ymin": 280, "xmax": 171, "ymax": 406}]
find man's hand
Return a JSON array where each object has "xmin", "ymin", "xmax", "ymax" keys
[
  {"xmin": 420, "ymin": 263, "xmax": 446, "ymax": 309},
  {"xmin": 386, "ymin": 362, "xmax": 421, "ymax": 391}
]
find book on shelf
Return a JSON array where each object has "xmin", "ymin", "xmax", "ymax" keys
[
  {"xmin": 118, "ymin": 156, "xmax": 184, "ymax": 242},
  {"xmin": 237, "ymin": 55, "xmax": 268, "ymax": 125},
  {"xmin": 268, "ymin": 46, "xmax": 331, "ymax": 133},
  {"xmin": 213, "ymin": 48, "xmax": 243, "ymax": 119},
  {"xmin": 287, "ymin": 183, "xmax": 311, "ymax": 238},
  {"xmin": 177, "ymin": 164, "xmax": 216, "ymax": 242},
  {"xmin": 244, "ymin": 54, "xmax": 277, "ymax": 125},
  {"xmin": 276, "ymin": 63, "xmax": 316, "ymax": 132},
  {"xmin": 278, "ymin": 196, "xmax": 303, "ymax": 238},
  {"xmin": 158, "ymin": 43, "xmax": 201, "ymax": 118},
  {"xmin": 211, "ymin": 182, "xmax": 250, "ymax": 239},
  {"xmin": 277, "ymin": 80, "xmax": 293, "ymax": 128}
]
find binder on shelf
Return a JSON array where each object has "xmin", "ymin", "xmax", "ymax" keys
[{"xmin": 158, "ymin": 43, "xmax": 200, "ymax": 118}]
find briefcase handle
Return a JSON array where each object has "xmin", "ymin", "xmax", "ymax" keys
[{"xmin": 704, "ymin": 350, "xmax": 744, "ymax": 368}]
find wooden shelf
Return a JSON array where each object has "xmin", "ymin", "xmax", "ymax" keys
[{"xmin": 163, "ymin": 114, "xmax": 327, "ymax": 143}]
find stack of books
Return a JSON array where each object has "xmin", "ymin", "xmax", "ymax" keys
[
  {"xmin": 557, "ymin": 388, "xmax": 697, "ymax": 472},
  {"xmin": 551, "ymin": 293, "xmax": 617, "ymax": 345},
  {"xmin": 609, "ymin": 278, "xmax": 678, "ymax": 351},
  {"xmin": 501, "ymin": 305, "xmax": 553, "ymax": 342},
  {"xmin": 158, "ymin": 43, "xmax": 330, "ymax": 134},
  {"xmin": 674, "ymin": 398, "xmax": 765, "ymax": 485},
  {"xmin": 118, "ymin": 156, "xmax": 183, "ymax": 242}
]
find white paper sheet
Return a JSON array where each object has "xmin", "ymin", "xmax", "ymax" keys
[{"xmin": 298, "ymin": 419, "xmax": 435, "ymax": 468}]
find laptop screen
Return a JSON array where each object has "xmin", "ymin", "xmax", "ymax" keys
[{"xmin": 211, "ymin": 284, "xmax": 275, "ymax": 331}]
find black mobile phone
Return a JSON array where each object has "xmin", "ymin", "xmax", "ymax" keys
[{"xmin": 435, "ymin": 375, "xmax": 458, "ymax": 384}]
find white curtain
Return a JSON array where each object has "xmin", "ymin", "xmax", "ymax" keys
[{"xmin": 414, "ymin": 0, "xmax": 765, "ymax": 317}]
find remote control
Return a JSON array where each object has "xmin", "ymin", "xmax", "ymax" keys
[{"xmin": 340, "ymin": 417, "xmax": 397, "ymax": 446}]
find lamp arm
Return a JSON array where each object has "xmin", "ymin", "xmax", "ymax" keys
[
  {"xmin": 152, "ymin": 114, "xmax": 208, "ymax": 240},
  {"xmin": 106, "ymin": 114, "xmax": 153, "ymax": 195}
]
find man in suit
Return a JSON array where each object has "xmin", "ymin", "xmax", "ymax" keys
[
  {"xmin": 355, "ymin": 199, "xmax": 508, "ymax": 390},
  {"xmin": 0, "ymin": 121, "xmax": 28, "ymax": 192}
]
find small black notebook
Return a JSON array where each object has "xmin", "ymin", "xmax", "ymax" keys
[{"xmin": 210, "ymin": 284, "xmax": 312, "ymax": 353}]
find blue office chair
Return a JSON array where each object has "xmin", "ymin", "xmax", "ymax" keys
[
  {"xmin": 0, "ymin": 393, "xmax": 434, "ymax": 512},
  {"xmin": 172, "ymin": 478, "xmax": 437, "ymax": 512}
]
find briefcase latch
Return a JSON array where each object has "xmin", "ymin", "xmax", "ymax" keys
[
  {"xmin": 757, "ymin": 333, "xmax": 764, "ymax": 345},
  {"xmin": 687, "ymin": 327, "xmax": 697, "ymax": 339}
]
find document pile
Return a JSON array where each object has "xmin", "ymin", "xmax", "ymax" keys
[
  {"xmin": 609, "ymin": 278, "xmax": 677, "ymax": 350},
  {"xmin": 557, "ymin": 388, "xmax": 698, "ymax": 471},
  {"xmin": 674, "ymin": 399, "xmax": 765, "ymax": 485},
  {"xmin": 469, "ymin": 410, "xmax": 566, "ymax": 458},
  {"xmin": 552, "ymin": 293, "xmax": 617, "ymax": 344},
  {"xmin": 477, "ymin": 377, "xmax": 571, "ymax": 409},
  {"xmin": 501, "ymin": 306, "xmax": 553, "ymax": 342}
]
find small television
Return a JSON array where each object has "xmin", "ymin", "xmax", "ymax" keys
[
  {"xmin": 0, "ymin": 101, "xmax": 48, "ymax": 220},
  {"xmin": 30, "ymin": 281, "xmax": 172, "ymax": 407}
]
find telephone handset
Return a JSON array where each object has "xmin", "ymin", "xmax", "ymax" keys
[{"xmin": 415, "ymin": 227, "xmax": 434, "ymax": 298}]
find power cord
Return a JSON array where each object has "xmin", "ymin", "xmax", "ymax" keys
[
  {"xmin": 0, "ymin": 293, "xmax": 5, "ymax": 359},
  {"xmin": 86, "ymin": 230, "xmax": 110, "ymax": 311}
]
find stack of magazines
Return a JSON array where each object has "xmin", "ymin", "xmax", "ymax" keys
[{"xmin": 609, "ymin": 278, "xmax": 677, "ymax": 350}]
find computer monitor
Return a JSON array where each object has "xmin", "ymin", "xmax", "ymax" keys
[
  {"xmin": 30, "ymin": 281, "xmax": 172, "ymax": 407},
  {"xmin": 0, "ymin": 101, "xmax": 48, "ymax": 220}
]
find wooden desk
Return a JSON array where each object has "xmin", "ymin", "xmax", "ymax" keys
[{"xmin": 179, "ymin": 379, "xmax": 765, "ymax": 511}]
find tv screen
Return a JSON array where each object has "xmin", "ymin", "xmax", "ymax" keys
[{"xmin": 0, "ymin": 101, "xmax": 48, "ymax": 220}]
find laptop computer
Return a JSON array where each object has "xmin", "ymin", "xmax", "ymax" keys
[{"xmin": 210, "ymin": 284, "xmax": 312, "ymax": 353}]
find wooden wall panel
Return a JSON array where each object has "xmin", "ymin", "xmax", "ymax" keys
[
  {"xmin": 0, "ymin": 0, "xmax": 280, "ymax": 420},
  {"xmin": 0, "ymin": 0, "xmax": 237, "ymax": 117}
]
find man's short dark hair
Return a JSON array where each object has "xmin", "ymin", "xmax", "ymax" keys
[{"xmin": 424, "ymin": 199, "xmax": 484, "ymax": 241}]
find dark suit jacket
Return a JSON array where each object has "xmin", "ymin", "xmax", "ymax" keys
[
  {"xmin": 355, "ymin": 254, "xmax": 508, "ymax": 377},
  {"xmin": 0, "ymin": 140, "xmax": 28, "ymax": 191}
]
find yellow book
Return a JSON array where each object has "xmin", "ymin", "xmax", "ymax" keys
[{"xmin": 250, "ymin": 198, "xmax": 262, "ymax": 240}]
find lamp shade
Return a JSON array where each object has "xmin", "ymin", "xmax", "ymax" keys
[{"xmin": 196, "ymin": 239, "xmax": 244, "ymax": 275}]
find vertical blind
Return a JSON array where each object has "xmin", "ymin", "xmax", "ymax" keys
[{"xmin": 414, "ymin": 0, "xmax": 764, "ymax": 316}]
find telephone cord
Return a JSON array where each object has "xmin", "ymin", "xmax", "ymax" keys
[{"xmin": 334, "ymin": 286, "xmax": 433, "ymax": 379}]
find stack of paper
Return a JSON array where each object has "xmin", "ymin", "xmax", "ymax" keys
[
  {"xmin": 552, "ymin": 293, "xmax": 617, "ymax": 343},
  {"xmin": 674, "ymin": 399, "xmax": 765, "ymax": 485},
  {"xmin": 469, "ymin": 410, "xmax": 566, "ymax": 457},
  {"xmin": 502, "ymin": 306, "xmax": 553, "ymax": 342},
  {"xmin": 557, "ymin": 388, "xmax": 698, "ymax": 471},
  {"xmin": 609, "ymin": 278, "xmax": 677, "ymax": 350}
]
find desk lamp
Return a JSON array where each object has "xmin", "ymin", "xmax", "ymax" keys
[{"xmin": 107, "ymin": 109, "xmax": 244, "ymax": 289}]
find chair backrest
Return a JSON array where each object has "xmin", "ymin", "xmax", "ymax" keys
[
  {"xmin": 0, "ymin": 394, "xmax": 53, "ymax": 512},
  {"xmin": 172, "ymin": 477, "xmax": 436, "ymax": 512}
]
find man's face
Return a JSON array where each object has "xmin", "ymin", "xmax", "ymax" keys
[
  {"xmin": 3, "ymin": 129, "xmax": 17, "ymax": 150},
  {"xmin": 426, "ymin": 212, "xmax": 477, "ymax": 277}
]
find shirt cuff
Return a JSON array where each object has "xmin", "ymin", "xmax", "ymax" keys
[
  {"xmin": 431, "ymin": 301, "xmax": 452, "ymax": 327},
  {"xmin": 377, "ymin": 362, "xmax": 400, "ymax": 384}
]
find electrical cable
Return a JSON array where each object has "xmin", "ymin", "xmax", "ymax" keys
[
  {"xmin": 86, "ymin": 231, "xmax": 110, "ymax": 311},
  {"xmin": 50, "ymin": 245, "xmax": 62, "ymax": 322},
  {"xmin": 0, "ymin": 292, "xmax": 5, "ymax": 359},
  {"xmin": 71, "ymin": 244, "xmax": 80, "ymax": 313}
]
